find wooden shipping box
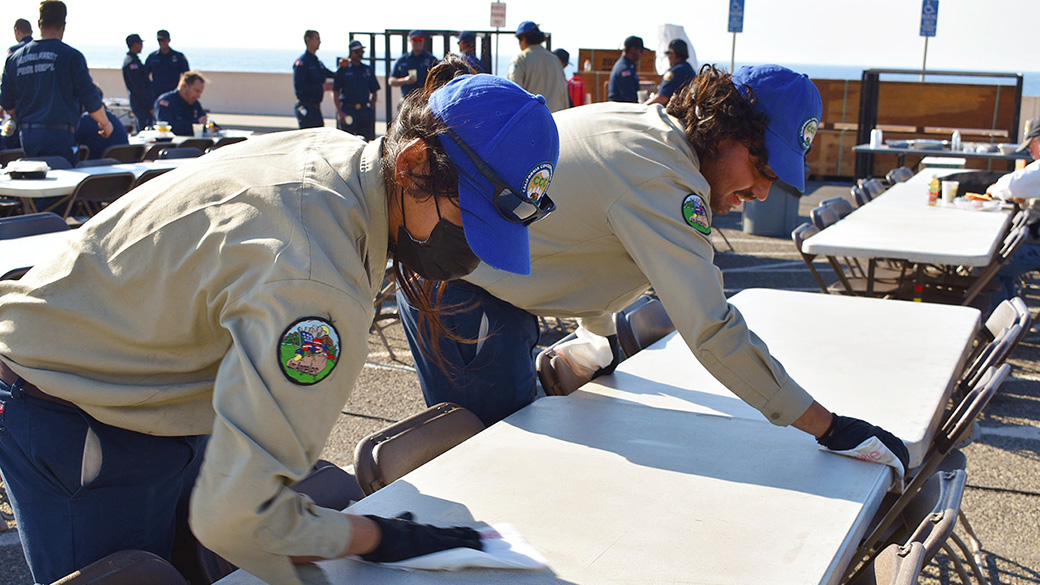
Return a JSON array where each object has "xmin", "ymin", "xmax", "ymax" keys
[{"xmin": 576, "ymin": 48, "xmax": 660, "ymax": 103}]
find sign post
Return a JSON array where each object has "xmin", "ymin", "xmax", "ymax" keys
[
  {"xmin": 490, "ymin": 2, "xmax": 507, "ymax": 75},
  {"xmin": 919, "ymin": 0, "xmax": 939, "ymax": 82},
  {"xmin": 728, "ymin": 0, "xmax": 744, "ymax": 72}
]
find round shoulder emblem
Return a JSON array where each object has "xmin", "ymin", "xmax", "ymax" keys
[
  {"xmin": 279, "ymin": 317, "xmax": 341, "ymax": 385},
  {"xmin": 522, "ymin": 162, "xmax": 554, "ymax": 203},
  {"xmin": 682, "ymin": 193, "xmax": 711, "ymax": 235}
]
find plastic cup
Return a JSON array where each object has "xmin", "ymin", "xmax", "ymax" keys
[
  {"xmin": 941, "ymin": 180, "xmax": 959, "ymax": 205},
  {"xmin": 192, "ymin": 123, "xmax": 204, "ymax": 137}
]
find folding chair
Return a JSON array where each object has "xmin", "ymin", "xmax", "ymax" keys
[
  {"xmin": 0, "ymin": 148, "xmax": 25, "ymax": 166},
  {"xmin": 178, "ymin": 138, "xmax": 214, "ymax": 152},
  {"xmin": 818, "ymin": 196, "xmax": 855, "ymax": 218},
  {"xmin": 898, "ymin": 470, "xmax": 977, "ymax": 582},
  {"xmin": 131, "ymin": 167, "xmax": 173, "ymax": 189},
  {"xmin": 0, "ymin": 211, "xmax": 69, "ymax": 239},
  {"xmin": 885, "ymin": 166, "xmax": 914, "ymax": 184},
  {"xmin": 862, "ymin": 178, "xmax": 887, "ymax": 198},
  {"xmin": 61, "ymin": 172, "xmax": 135, "ymax": 226},
  {"xmin": 853, "ymin": 185, "xmax": 873, "ymax": 207},
  {"xmin": 213, "ymin": 136, "xmax": 247, "ymax": 149},
  {"xmin": 792, "ymin": 222, "xmax": 832, "ymax": 293},
  {"xmin": 101, "ymin": 143, "xmax": 146, "ymax": 163},
  {"xmin": 49, "ymin": 549, "xmax": 188, "ymax": 585},
  {"xmin": 614, "ymin": 295, "xmax": 674, "ymax": 359},
  {"xmin": 158, "ymin": 147, "xmax": 204, "ymax": 160},
  {"xmin": 847, "ymin": 364, "xmax": 1010, "ymax": 582},
  {"xmin": 76, "ymin": 145, "xmax": 90, "ymax": 161},
  {"xmin": 535, "ymin": 332, "xmax": 591, "ymax": 396},
  {"xmin": 848, "ymin": 542, "xmax": 926, "ymax": 585},
  {"xmin": 141, "ymin": 143, "xmax": 168, "ymax": 161},
  {"xmin": 811, "ymin": 204, "xmax": 840, "ymax": 230},
  {"xmin": 353, "ymin": 402, "xmax": 485, "ymax": 496},
  {"xmin": 75, "ymin": 158, "xmax": 121, "ymax": 168},
  {"xmin": 910, "ymin": 226, "xmax": 1029, "ymax": 308}
]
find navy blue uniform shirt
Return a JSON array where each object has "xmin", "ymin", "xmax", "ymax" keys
[
  {"xmin": 333, "ymin": 61, "xmax": 380, "ymax": 106},
  {"xmin": 607, "ymin": 54, "xmax": 639, "ymax": 103},
  {"xmin": 657, "ymin": 60, "xmax": 696, "ymax": 99},
  {"xmin": 122, "ymin": 52, "xmax": 153, "ymax": 109},
  {"xmin": 391, "ymin": 51, "xmax": 437, "ymax": 98},
  {"xmin": 145, "ymin": 48, "xmax": 189, "ymax": 97},
  {"xmin": 293, "ymin": 51, "xmax": 334, "ymax": 105},
  {"xmin": 0, "ymin": 38, "xmax": 103, "ymax": 127},
  {"xmin": 153, "ymin": 89, "xmax": 205, "ymax": 135},
  {"xmin": 76, "ymin": 108, "xmax": 129, "ymax": 158},
  {"xmin": 462, "ymin": 52, "xmax": 483, "ymax": 74},
  {"xmin": 7, "ymin": 35, "xmax": 32, "ymax": 56}
]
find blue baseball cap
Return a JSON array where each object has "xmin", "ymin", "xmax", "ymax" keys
[
  {"xmin": 732, "ymin": 64, "xmax": 821, "ymax": 193},
  {"xmin": 516, "ymin": 21, "xmax": 539, "ymax": 36},
  {"xmin": 409, "ymin": 29, "xmax": 425, "ymax": 39},
  {"xmin": 348, "ymin": 40, "xmax": 364, "ymax": 51},
  {"xmin": 430, "ymin": 75, "xmax": 560, "ymax": 275},
  {"xmin": 458, "ymin": 30, "xmax": 476, "ymax": 43}
]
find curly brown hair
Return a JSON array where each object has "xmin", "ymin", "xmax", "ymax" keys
[
  {"xmin": 380, "ymin": 57, "xmax": 482, "ymax": 376},
  {"xmin": 666, "ymin": 64, "xmax": 777, "ymax": 181}
]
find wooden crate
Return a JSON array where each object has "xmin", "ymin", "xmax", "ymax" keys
[{"xmin": 575, "ymin": 48, "xmax": 659, "ymax": 103}]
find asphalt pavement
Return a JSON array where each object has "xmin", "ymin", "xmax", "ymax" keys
[{"xmin": 2, "ymin": 179, "xmax": 1038, "ymax": 585}]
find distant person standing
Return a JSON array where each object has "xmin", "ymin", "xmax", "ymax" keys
[
  {"xmin": 122, "ymin": 33, "xmax": 154, "ymax": 130},
  {"xmin": 644, "ymin": 39, "xmax": 696, "ymax": 106},
  {"xmin": 145, "ymin": 29, "xmax": 189, "ymax": 98},
  {"xmin": 508, "ymin": 21, "xmax": 568, "ymax": 112},
  {"xmin": 9, "ymin": 18, "xmax": 32, "ymax": 54},
  {"xmin": 552, "ymin": 48, "xmax": 581, "ymax": 108},
  {"xmin": 292, "ymin": 29, "xmax": 334, "ymax": 129},
  {"xmin": 333, "ymin": 40, "xmax": 379, "ymax": 140},
  {"xmin": 0, "ymin": 0, "xmax": 112, "ymax": 167},
  {"xmin": 457, "ymin": 30, "xmax": 482, "ymax": 73},
  {"xmin": 388, "ymin": 30, "xmax": 437, "ymax": 101},
  {"xmin": 608, "ymin": 35, "xmax": 643, "ymax": 103},
  {"xmin": 76, "ymin": 89, "xmax": 129, "ymax": 159},
  {"xmin": 154, "ymin": 71, "xmax": 207, "ymax": 136}
]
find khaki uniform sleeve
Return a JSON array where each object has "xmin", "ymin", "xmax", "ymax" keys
[
  {"xmin": 607, "ymin": 183, "xmax": 814, "ymax": 426},
  {"xmin": 189, "ymin": 279, "xmax": 372, "ymax": 585}
]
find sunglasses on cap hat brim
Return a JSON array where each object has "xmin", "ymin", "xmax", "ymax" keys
[{"xmin": 442, "ymin": 129, "xmax": 556, "ymax": 226}]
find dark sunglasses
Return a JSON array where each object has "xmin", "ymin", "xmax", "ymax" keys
[{"xmin": 442, "ymin": 129, "xmax": 556, "ymax": 225}]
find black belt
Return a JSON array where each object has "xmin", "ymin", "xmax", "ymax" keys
[
  {"xmin": 0, "ymin": 360, "xmax": 77, "ymax": 408},
  {"xmin": 343, "ymin": 103, "xmax": 369, "ymax": 110},
  {"xmin": 297, "ymin": 101, "xmax": 320, "ymax": 108},
  {"xmin": 18, "ymin": 122, "xmax": 76, "ymax": 133}
]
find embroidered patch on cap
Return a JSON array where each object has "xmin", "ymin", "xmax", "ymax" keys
[
  {"xmin": 279, "ymin": 317, "xmax": 340, "ymax": 385},
  {"xmin": 522, "ymin": 162, "xmax": 554, "ymax": 203},
  {"xmin": 799, "ymin": 117, "xmax": 819, "ymax": 152},
  {"xmin": 682, "ymin": 193, "xmax": 711, "ymax": 235}
]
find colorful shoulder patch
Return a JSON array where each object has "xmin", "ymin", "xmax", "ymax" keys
[
  {"xmin": 279, "ymin": 317, "xmax": 340, "ymax": 385},
  {"xmin": 681, "ymin": 193, "xmax": 711, "ymax": 235}
]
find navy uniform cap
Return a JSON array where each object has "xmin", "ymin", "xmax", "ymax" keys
[
  {"xmin": 157, "ymin": 29, "xmax": 171, "ymax": 40},
  {"xmin": 349, "ymin": 40, "xmax": 364, "ymax": 51},
  {"xmin": 126, "ymin": 34, "xmax": 143, "ymax": 48}
]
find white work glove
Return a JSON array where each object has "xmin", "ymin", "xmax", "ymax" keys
[{"xmin": 552, "ymin": 327, "xmax": 614, "ymax": 379}]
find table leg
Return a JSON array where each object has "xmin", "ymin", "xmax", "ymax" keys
[{"xmin": 914, "ymin": 264, "xmax": 924, "ymax": 302}]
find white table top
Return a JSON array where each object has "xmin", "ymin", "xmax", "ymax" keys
[
  {"xmin": 128, "ymin": 128, "xmax": 253, "ymax": 146},
  {"xmin": 802, "ymin": 171, "xmax": 1012, "ymax": 266},
  {"xmin": 574, "ymin": 289, "xmax": 980, "ymax": 468},
  {"xmin": 0, "ymin": 160, "xmax": 189, "ymax": 198},
  {"xmin": 218, "ymin": 396, "xmax": 892, "ymax": 585},
  {"xmin": 0, "ymin": 230, "xmax": 74, "ymax": 279}
]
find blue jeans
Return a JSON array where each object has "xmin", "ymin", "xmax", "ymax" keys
[
  {"xmin": 0, "ymin": 377, "xmax": 206, "ymax": 583},
  {"xmin": 397, "ymin": 280, "xmax": 540, "ymax": 426},
  {"xmin": 995, "ymin": 244, "xmax": 1040, "ymax": 302}
]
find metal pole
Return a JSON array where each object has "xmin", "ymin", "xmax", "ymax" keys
[
  {"xmin": 920, "ymin": 37, "xmax": 928, "ymax": 82},
  {"xmin": 495, "ymin": 28, "xmax": 500, "ymax": 76},
  {"xmin": 730, "ymin": 33, "xmax": 736, "ymax": 72}
]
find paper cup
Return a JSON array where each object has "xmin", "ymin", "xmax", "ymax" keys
[
  {"xmin": 192, "ymin": 123, "xmax": 204, "ymax": 137},
  {"xmin": 941, "ymin": 181, "xmax": 959, "ymax": 205}
]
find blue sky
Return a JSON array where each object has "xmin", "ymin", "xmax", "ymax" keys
[{"xmin": 8, "ymin": 0, "xmax": 1037, "ymax": 72}]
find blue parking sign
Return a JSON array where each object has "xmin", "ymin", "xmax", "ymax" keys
[
  {"xmin": 728, "ymin": 0, "xmax": 744, "ymax": 33},
  {"xmin": 920, "ymin": 0, "xmax": 939, "ymax": 37}
]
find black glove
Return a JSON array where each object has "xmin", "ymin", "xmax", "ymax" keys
[
  {"xmin": 361, "ymin": 513, "xmax": 483, "ymax": 563},
  {"xmin": 816, "ymin": 415, "xmax": 910, "ymax": 475}
]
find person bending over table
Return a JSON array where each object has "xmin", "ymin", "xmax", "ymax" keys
[
  {"xmin": 400, "ymin": 63, "xmax": 910, "ymax": 475},
  {"xmin": 987, "ymin": 116, "xmax": 1040, "ymax": 302},
  {"xmin": 153, "ymin": 70, "xmax": 207, "ymax": 136},
  {"xmin": 0, "ymin": 70, "xmax": 560, "ymax": 585}
]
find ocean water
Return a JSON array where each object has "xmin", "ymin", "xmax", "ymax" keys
[{"xmin": 78, "ymin": 45, "xmax": 1040, "ymax": 97}]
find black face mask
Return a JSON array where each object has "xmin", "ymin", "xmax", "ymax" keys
[{"xmin": 395, "ymin": 219, "xmax": 480, "ymax": 281}]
